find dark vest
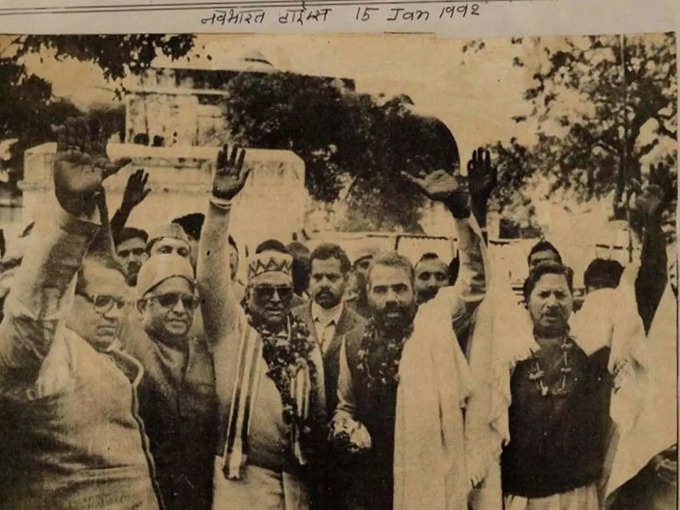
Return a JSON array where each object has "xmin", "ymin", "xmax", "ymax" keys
[
  {"xmin": 0, "ymin": 332, "xmax": 160, "ymax": 510},
  {"xmin": 501, "ymin": 340, "xmax": 612, "ymax": 498},
  {"xmin": 343, "ymin": 328, "xmax": 399, "ymax": 510},
  {"xmin": 129, "ymin": 332, "xmax": 218, "ymax": 510}
]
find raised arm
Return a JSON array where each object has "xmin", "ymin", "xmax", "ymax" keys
[
  {"xmin": 197, "ymin": 145, "xmax": 249, "ymax": 344},
  {"xmin": 631, "ymin": 164, "xmax": 670, "ymax": 334},
  {"xmin": 401, "ymin": 147, "xmax": 494, "ymax": 338},
  {"xmin": 0, "ymin": 117, "xmax": 128, "ymax": 388},
  {"xmin": 110, "ymin": 169, "xmax": 151, "ymax": 239}
]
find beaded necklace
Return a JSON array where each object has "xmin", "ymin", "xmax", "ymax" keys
[{"xmin": 527, "ymin": 336, "xmax": 575, "ymax": 398}]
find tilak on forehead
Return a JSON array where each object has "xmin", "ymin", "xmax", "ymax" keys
[{"xmin": 247, "ymin": 249, "xmax": 294, "ymax": 286}]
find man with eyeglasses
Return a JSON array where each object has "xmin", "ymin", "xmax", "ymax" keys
[
  {"xmin": 124, "ymin": 253, "xmax": 217, "ymax": 510},
  {"xmin": 198, "ymin": 145, "xmax": 326, "ymax": 509},
  {"xmin": 0, "ymin": 117, "xmax": 162, "ymax": 509},
  {"xmin": 115, "ymin": 226, "xmax": 149, "ymax": 286}
]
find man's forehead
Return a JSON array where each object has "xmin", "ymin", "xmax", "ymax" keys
[
  {"xmin": 83, "ymin": 264, "xmax": 127, "ymax": 294},
  {"xmin": 535, "ymin": 272, "xmax": 570, "ymax": 289},
  {"xmin": 156, "ymin": 237, "xmax": 189, "ymax": 248},
  {"xmin": 370, "ymin": 264, "xmax": 411, "ymax": 285},
  {"xmin": 311, "ymin": 257, "xmax": 342, "ymax": 274},
  {"xmin": 415, "ymin": 258, "xmax": 447, "ymax": 274},
  {"xmin": 530, "ymin": 250, "xmax": 559, "ymax": 264},
  {"xmin": 117, "ymin": 237, "xmax": 146, "ymax": 251}
]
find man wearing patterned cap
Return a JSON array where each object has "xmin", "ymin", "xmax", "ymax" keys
[
  {"xmin": 125, "ymin": 253, "xmax": 217, "ymax": 510},
  {"xmin": 147, "ymin": 223, "xmax": 191, "ymax": 260},
  {"xmin": 198, "ymin": 146, "xmax": 326, "ymax": 510}
]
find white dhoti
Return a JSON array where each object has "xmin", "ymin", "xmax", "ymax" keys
[
  {"xmin": 504, "ymin": 483, "xmax": 599, "ymax": 510},
  {"xmin": 212, "ymin": 457, "xmax": 310, "ymax": 510}
]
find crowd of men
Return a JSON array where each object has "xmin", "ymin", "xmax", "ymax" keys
[{"xmin": 0, "ymin": 117, "xmax": 676, "ymax": 510}]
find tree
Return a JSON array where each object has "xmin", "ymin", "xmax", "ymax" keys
[
  {"xmin": 467, "ymin": 34, "xmax": 677, "ymax": 238},
  {"xmin": 0, "ymin": 35, "xmax": 195, "ymax": 186},
  {"xmin": 514, "ymin": 34, "xmax": 677, "ymax": 214},
  {"xmin": 0, "ymin": 58, "xmax": 81, "ymax": 188},
  {"xmin": 221, "ymin": 72, "xmax": 459, "ymax": 231}
]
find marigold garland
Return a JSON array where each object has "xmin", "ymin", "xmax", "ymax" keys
[
  {"xmin": 355, "ymin": 318, "xmax": 414, "ymax": 393},
  {"xmin": 252, "ymin": 314, "xmax": 320, "ymax": 438}
]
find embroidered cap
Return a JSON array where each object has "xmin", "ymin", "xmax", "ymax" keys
[
  {"xmin": 137, "ymin": 253, "xmax": 195, "ymax": 298},
  {"xmin": 248, "ymin": 249, "xmax": 293, "ymax": 285}
]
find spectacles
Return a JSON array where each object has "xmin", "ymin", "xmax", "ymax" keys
[
  {"xmin": 76, "ymin": 292, "xmax": 126, "ymax": 314},
  {"xmin": 117, "ymin": 247, "xmax": 146, "ymax": 258},
  {"xmin": 146, "ymin": 292, "xmax": 199, "ymax": 310},
  {"xmin": 252, "ymin": 285, "xmax": 293, "ymax": 303}
]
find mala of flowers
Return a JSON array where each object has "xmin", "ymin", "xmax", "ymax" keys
[
  {"xmin": 527, "ymin": 336, "xmax": 575, "ymax": 397},
  {"xmin": 356, "ymin": 318, "xmax": 414, "ymax": 393},
  {"xmin": 255, "ymin": 314, "xmax": 319, "ymax": 436}
]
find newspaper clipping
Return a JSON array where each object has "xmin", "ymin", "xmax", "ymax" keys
[{"xmin": 0, "ymin": 31, "xmax": 677, "ymax": 509}]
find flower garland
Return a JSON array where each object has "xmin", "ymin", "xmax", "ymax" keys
[
  {"xmin": 527, "ymin": 336, "xmax": 575, "ymax": 397},
  {"xmin": 355, "ymin": 318, "xmax": 414, "ymax": 394},
  {"xmin": 252, "ymin": 313, "xmax": 320, "ymax": 436}
]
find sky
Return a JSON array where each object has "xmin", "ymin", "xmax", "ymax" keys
[
  {"xmin": 14, "ymin": 34, "xmax": 541, "ymax": 160},
  {"xmin": 4, "ymin": 33, "xmax": 675, "ymax": 267}
]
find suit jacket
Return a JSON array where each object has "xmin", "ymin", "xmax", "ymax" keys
[{"xmin": 293, "ymin": 301, "xmax": 365, "ymax": 415}]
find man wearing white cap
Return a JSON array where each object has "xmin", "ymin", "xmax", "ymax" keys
[
  {"xmin": 125, "ymin": 253, "xmax": 217, "ymax": 510},
  {"xmin": 198, "ymin": 145, "xmax": 326, "ymax": 510},
  {"xmin": 147, "ymin": 223, "xmax": 192, "ymax": 260}
]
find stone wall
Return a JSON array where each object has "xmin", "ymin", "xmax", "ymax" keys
[{"xmin": 21, "ymin": 143, "xmax": 307, "ymax": 262}]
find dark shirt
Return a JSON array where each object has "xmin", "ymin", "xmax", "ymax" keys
[
  {"xmin": 502, "ymin": 339, "xmax": 612, "ymax": 498},
  {"xmin": 341, "ymin": 327, "xmax": 399, "ymax": 510}
]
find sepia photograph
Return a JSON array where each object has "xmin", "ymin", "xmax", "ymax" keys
[{"xmin": 0, "ymin": 32, "xmax": 676, "ymax": 509}]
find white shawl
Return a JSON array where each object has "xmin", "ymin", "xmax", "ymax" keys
[{"xmin": 394, "ymin": 287, "xmax": 474, "ymax": 510}]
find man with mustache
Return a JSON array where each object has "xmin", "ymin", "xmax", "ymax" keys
[
  {"xmin": 332, "ymin": 146, "xmax": 494, "ymax": 510},
  {"xmin": 294, "ymin": 243, "xmax": 366, "ymax": 509},
  {"xmin": 198, "ymin": 146, "xmax": 326, "ymax": 509},
  {"xmin": 0, "ymin": 117, "xmax": 162, "ymax": 508},
  {"xmin": 125, "ymin": 253, "xmax": 217, "ymax": 510},
  {"xmin": 114, "ymin": 226, "xmax": 148, "ymax": 286},
  {"xmin": 413, "ymin": 252, "xmax": 450, "ymax": 304}
]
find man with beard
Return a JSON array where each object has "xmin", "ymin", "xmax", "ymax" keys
[
  {"xmin": 332, "ymin": 147, "xmax": 494, "ymax": 510},
  {"xmin": 124, "ymin": 253, "xmax": 217, "ymax": 510},
  {"xmin": 0, "ymin": 117, "xmax": 162, "ymax": 509},
  {"xmin": 414, "ymin": 252, "xmax": 449, "ymax": 304},
  {"xmin": 198, "ymin": 145, "xmax": 326, "ymax": 509},
  {"xmin": 114, "ymin": 226, "xmax": 148, "ymax": 286}
]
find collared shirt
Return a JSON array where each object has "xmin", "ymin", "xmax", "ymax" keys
[{"xmin": 311, "ymin": 301, "xmax": 344, "ymax": 354}]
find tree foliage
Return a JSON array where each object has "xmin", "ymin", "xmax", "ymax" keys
[
  {"xmin": 520, "ymin": 34, "xmax": 676, "ymax": 208},
  {"xmin": 16, "ymin": 35, "xmax": 195, "ymax": 83},
  {"xmin": 473, "ymin": 34, "xmax": 677, "ymax": 232},
  {"xmin": 0, "ymin": 35, "xmax": 194, "ymax": 187},
  {"xmin": 0, "ymin": 59, "xmax": 81, "ymax": 186},
  {"xmin": 221, "ymin": 72, "xmax": 460, "ymax": 231}
]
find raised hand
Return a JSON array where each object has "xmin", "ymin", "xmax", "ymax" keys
[
  {"xmin": 467, "ymin": 148, "xmax": 496, "ymax": 227},
  {"xmin": 52, "ymin": 117, "xmax": 130, "ymax": 216},
  {"xmin": 212, "ymin": 144, "xmax": 249, "ymax": 201},
  {"xmin": 400, "ymin": 169, "xmax": 470, "ymax": 218},
  {"xmin": 121, "ymin": 169, "xmax": 151, "ymax": 211}
]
